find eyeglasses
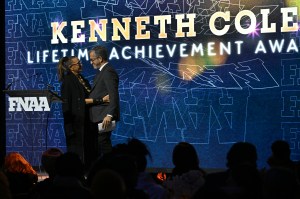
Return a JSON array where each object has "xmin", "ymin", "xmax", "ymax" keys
[
  {"xmin": 90, "ymin": 57, "xmax": 99, "ymax": 63},
  {"xmin": 70, "ymin": 61, "xmax": 82, "ymax": 67}
]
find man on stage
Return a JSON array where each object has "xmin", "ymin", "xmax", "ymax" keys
[{"xmin": 86, "ymin": 45, "xmax": 120, "ymax": 160}]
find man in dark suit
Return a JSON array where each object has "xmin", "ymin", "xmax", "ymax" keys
[{"xmin": 87, "ymin": 46, "xmax": 120, "ymax": 158}]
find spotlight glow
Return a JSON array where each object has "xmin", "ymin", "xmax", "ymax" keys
[{"xmin": 248, "ymin": 23, "xmax": 261, "ymax": 39}]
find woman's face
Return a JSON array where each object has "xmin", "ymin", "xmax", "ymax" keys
[{"xmin": 69, "ymin": 57, "xmax": 82, "ymax": 74}]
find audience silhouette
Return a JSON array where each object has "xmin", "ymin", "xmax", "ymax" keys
[
  {"xmin": 90, "ymin": 169, "xmax": 126, "ymax": 199},
  {"xmin": 262, "ymin": 140, "xmax": 300, "ymax": 199},
  {"xmin": 267, "ymin": 140, "xmax": 297, "ymax": 172},
  {"xmin": 164, "ymin": 142, "xmax": 206, "ymax": 199},
  {"xmin": 171, "ymin": 142, "xmax": 206, "ymax": 177},
  {"xmin": 87, "ymin": 143, "xmax": 149, "ymax": 199},
  {"xmin": 3, "ymin": 152, "xmax": 38, "ymax": 199},
  {"xmin": 2, "ymin": 139, "xmax": 300, "ymax": 199},
  {"xmin": 127, "ymin": 138, "xmax": 168, "ymax": 199},
  {"xmin": 30, "ymin": 148, "xmax": 63, "ymax": 199},
  {"xmin": 195, "ymin": 142, "xmax": 262, "ymax": 199},
  {"xmin": 41, "ymin": 152, "xmax": 91, "ymax": 199}
]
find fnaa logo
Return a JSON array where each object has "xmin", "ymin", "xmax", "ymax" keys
[{"xmin": 8, "ymin": 97, "xmax": 50, "ymax": 112}]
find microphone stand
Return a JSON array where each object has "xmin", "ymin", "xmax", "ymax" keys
[{"xmin": 5, "ymin": 73, "xmax": 41, "ymax": 90}]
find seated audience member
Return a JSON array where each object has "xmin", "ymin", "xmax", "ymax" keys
[
  {"xmin": 0, "ymin": 171, "xmax": 12, "ymax": 199},
  {"xmin": 30, "ymin": 148, "xmax": 63, "ymax": 199},
  {"xmin": 43, "ymin": 152, "xmax": 91, "ymax": 199},
  {"xmin": 90, "ymin": 169, "xmax": 126, "ymax": 199},
  {"xmin": 196, "ymin": 142, "xmax": 262, "ymax": 199},
  {"xmin": 3, "ymin": 152, "xmax": 38, "ymax": 199},
  {"xmin": 41, "ymin": 148, "xmax": 64, "ymax": 179},
  {"xmin": 171, "ymin": 142, "xmax": 206, "ymax": 177},
  {"xmin": 87, "ymin": 144, "xmax": 149, "ymax": 199},
  {"xmin": 266, "ymin": 139, "xmax": 300, "ymax": 181},
  {"xmin": 127, "ymin": 138, "xmax": 168, "ymax": 199},
  {"xmin": 267, "ymin": 140, "xmax": 297, "ymax": 171},
  {"xmin": 164, "ymin": 142, "xmax": 205, "ymax": 199},
  {"xmin": 108, "ymin": 145, "xmax": 150, "ymax": 199}
]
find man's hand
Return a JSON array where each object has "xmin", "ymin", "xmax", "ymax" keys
[
  {"xmin": 103, "ymin": 95, "xmax": 110, "ymax": 103},
  {"xmin": 102, "ymin": 115, "xmax": 112, "ymax": 129}
]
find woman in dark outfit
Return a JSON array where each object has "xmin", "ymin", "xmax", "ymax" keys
[
  {"xmin": 58, "ymin": 56, "xmax": 110, "ymax": 168},
  {"xmin": 57, "ymin": 56, "xmax": 92, "ymax": 163}
]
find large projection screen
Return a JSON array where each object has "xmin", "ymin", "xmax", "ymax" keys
[{"xmin": 5, "ymin": 0, "xmax": 300, "ymax": 170}]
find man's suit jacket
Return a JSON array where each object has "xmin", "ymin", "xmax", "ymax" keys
[{"xmin": 89, "ymin": 63, "xmax": 120, "ymax": 123}]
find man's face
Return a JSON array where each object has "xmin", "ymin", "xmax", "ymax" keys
[{"xmin": 89, "ymin": 51, "xmax": 101, "ymax": 69}]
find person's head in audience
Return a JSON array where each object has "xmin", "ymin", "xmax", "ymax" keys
[
  {"xmin": 91, "ymin": 169, "xmax": 126, "ymax": 199},
  {"xmin": 41, "ymin": 148, "xmax": 63, "ymax": 178},
  {"xmin": 226, "ymin": 142, "xmax": 258, "ymax": 169},
  {"xmin": 3, "ymin": 152, "xmax": 38, "ymax": 196},
  {"xmin": 267, "ymin": 140, "xmax": 294, "ymax": 169},
  {"xmin": 107, "ymin": 151, "xmax": 138, "ymax": 194},
  {"xmin": 55, "ymin": 152, "xmax": 85, "ymax": 181},
  {"xmin": 172, "ymin": 142, "xmax": 202, "ymax": 176},
  {"xmin": 4, "ymin": 152, "xmax": 37, "ymax": 176},
  {"xmin": 127, "ymin": 138, "xmax": 152, "ymax": 172}
]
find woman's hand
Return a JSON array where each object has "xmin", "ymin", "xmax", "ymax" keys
[
  {"xmin": 85, "ymin": 95, "xmax": 109, "ymax": 104},
  {"xmin": 85, "ymin": 98, "xmax": 93, "ymax": 104}
]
